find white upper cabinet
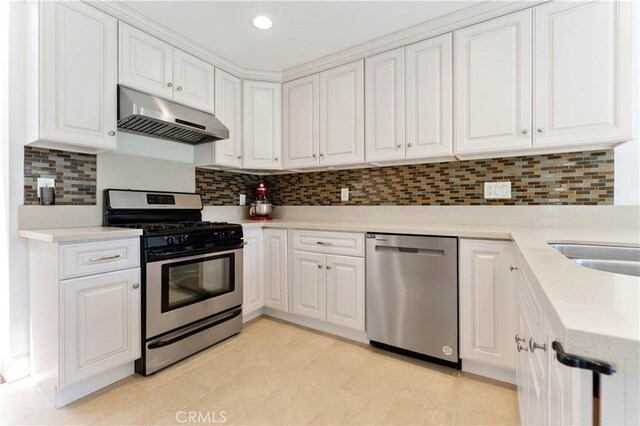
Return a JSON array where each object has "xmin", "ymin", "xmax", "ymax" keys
[
  {"xmin": 119, "ymin": 22, "xmax": 174, "ymax": 99},
  {"xmin": 173, "ymin": 50, "xmax": 215, "ymax": 113},
  {"xmin": 263, "ymin": 229, "xmax": 288, "ymax": 313},
  {"xmin": 454, "ymin": 10, "xmax": 532, "ymax": 156},
  {"xmin": 320, "ymin": 60, "xmax": 365, "ymax": 166},
  {"xmin": 533, "ymin": 1, "xmax": 633, "ymax": 147},
  {"xmin": 365, "ymin": 48, "xmax": 406, "ymax": 162},
  {"xmin": 243, "ymin": 81, "xmax": 282, "ymax": 170},
  {"xmin": 26, "ymin": 1, "xmax": 118, "ymax": 153},
  {"xmin": 460, "ymin": 240, "xmax": 517, "ymax": 370},
  {"xmin": 119, "ymin": 23, "xmax": 214, "ymax": 113},
  {"xmin": 195, "ymin": 69, "xmax": 243, "ymax": 168},
  {"xmin": 283, "ymin": 75, "xmax": 320, "ymax": 168},
  {"xmin": 405, "ymin": 34, "xmax": 454, "ymax": 159}
]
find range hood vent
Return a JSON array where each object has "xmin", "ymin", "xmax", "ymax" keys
[{"xmin": 117, "ymin": 86, "xmax": 229, "ymax": 145}]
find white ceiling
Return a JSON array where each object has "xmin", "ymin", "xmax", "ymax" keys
[{"xmin": 122, "ymin": 1, "xmax": 480, "ymax": 72}]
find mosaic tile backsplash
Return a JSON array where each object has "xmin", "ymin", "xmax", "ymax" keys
[
  {"xmin": 24, "ymin": 147, "xmax": 97, "ymax": 205},
  {"xmin": 197, "ymin": 150, "xmax": 614, "ymax": 206}
]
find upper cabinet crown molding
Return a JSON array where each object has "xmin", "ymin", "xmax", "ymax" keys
[
  {"xmin": 454, "ymin": 10, "xmax": 533, "ymax": 156},
  {"xmin": 533, "ymin": 0, "xmax": 634, "ymax": 147},
  {"xmin": 25, "ymin": 1, "xmax": 118, "ymax": 153},
  {"xmin": 365, "ymin": 48, "xmax": 406, "ymax": 162},
  {"xmin": 243, "ymin": 80, "xmax": 283, "ymax": 170}
]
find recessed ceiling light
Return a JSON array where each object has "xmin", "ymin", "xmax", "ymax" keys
[{"xmin": 252, "ymin": 15, "xmax": 273, "ymax": 30}]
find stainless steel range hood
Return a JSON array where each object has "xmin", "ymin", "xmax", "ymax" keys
[{"xmin": 117, "ymin": 86, "xmax": 229, "ymax": 145}]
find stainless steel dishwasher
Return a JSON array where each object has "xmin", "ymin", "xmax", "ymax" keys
[{"xmin": 366, "ymin": 233, "xmax": 459, "ymax": 367}]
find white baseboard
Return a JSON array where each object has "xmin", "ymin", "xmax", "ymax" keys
[
  {"xmin": 1, "ymin": 353, "xmax": 30, "ymax": 383},
  {"xmin": 461, "ymin": 359, "xmax": 516, "ymax": 385},
  {"xmin": 242, "ymin": 307, "xmax": 264, "ymax": 324},
  {"xmin": 262, "ymin": 308, "xmax": 369, "ymax": 344}
]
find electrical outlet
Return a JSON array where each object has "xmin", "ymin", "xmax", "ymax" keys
[
  {"xmin": 37, "ymin": 178, "xmax": 55, "ymax": 191},
  {"xmin": 239, "ymin": 194, "xmax": 246, "ymax": 206},
  {"xmin": 484, "ymin": 182, "xmax": 511, "ymax": 199},
  {"xmin": 341, "ymin": 188, "xmax": 349, "ymax": 202}
]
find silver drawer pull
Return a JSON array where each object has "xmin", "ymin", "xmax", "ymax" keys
[
  {"xmin": 89, "ymin": 254, "xmax": 121, "ymax": 262},
  {"xmin": 510, "ymin": 265, "xmax": 519, "ymax": 272},
  {"xmin": 316, "ymin": 241, "xmax": 332, "ymax": 246},
  {"xmin": 517, "ymin": 343, "xmax": 528, "ymax": 352}
]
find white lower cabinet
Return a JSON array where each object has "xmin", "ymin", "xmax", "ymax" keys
[
  {"xmin": 325, "ymin": 255, "xmax": 365, "ymax": 331},
  {"xmin": 242, "ymin": 228, "xmax": 264, "ymax": 320},
  {"xmin": 460, "ymin": 239, "xmax": 517, "ymax": 370},
  {"xmin": 263, "ymin": 229, "xmax": 288, "ymax": 312},
  {"xmin": 61, "ymin": 268, "xmax": 141, "ymax": 388},
  {"xmin": 291, "ymin": 243, "xmax": 365, "ymax": 332}
]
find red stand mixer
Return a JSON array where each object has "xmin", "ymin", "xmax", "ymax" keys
[{"xmin": 249, "ymin": 181, "xmax": 274, "ymax": 221}]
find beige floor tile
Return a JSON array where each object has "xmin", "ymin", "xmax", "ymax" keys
[
  {"xmin": 0, "ymin": 317, "xmax": 519, "ymax": 426},
  {"xmin": 308, "ymin": 388, "xmax": 388, "ymax": 425}
]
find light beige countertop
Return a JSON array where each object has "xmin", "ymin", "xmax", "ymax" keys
[
  {"xmin": 241, "ymin": 219, "xmax": 640, "ymax": 372},
  {"xmin": 19, "ymin": 226, "xmax": 143, "ymax": 242}
]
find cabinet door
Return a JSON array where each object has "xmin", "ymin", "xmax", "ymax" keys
[
  {"xmin": 283, "ymin": 75, "xmax": 320, "ymax": 168},
  {"xmin": 320, "ymin": 60, "xmax": 365, "ymax": 166},
  {"xmin": 292, "ymin": 251, "xmax": 326, "ymax": 321},
  {"xmin": 60, "ymin": 268, "xmax": 140, "ymax": 388},
  {"xmin": 119, "ymin": 22, "xmax": 174, "ymax": 99},
  {"xmin": 365, "ymin": 48, "xmax": 405, "ymax": 162},
  {"xmin": 41, "ymin": 1, "xmax": 117, "ymax": 149},
  {"xmin": 243, "ymin": 81, "xmax": 282, "ymax": 170},
  {"xmin": 173, "ymin": 50, "xmax": 215, "ymax": 113},
  {"xmin": 212, "ymin": 69, "xmax": 243, "ymax": 168},
  {"xmin": 263, "ymin": 229, "xmax": 288, "ymax": 312},
  {"xmin": 405, "ymin": 34, "xmax": 453, "ymax": 159},
  {"xmin": 534, "ymin": 1, "xmax": 633, "ymax": 147},
  {"xmin": 326, "ymin": 255, "xmax": 364, "ymax": 331},
  {"xmin": 454, "ymin": 10, "xmax": 532, "ymax": 155},
  {"xmin": 460, "ymin": 240, "xmax": 517, "ymax": 369},
  {"xmin": 242, "ymin": 229, "xmax": 264, "ymax": 319}
]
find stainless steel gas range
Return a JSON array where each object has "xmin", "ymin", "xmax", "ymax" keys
[{"xmin": 104, "ymin": 189, "xmax": 243, "ymax": 375}]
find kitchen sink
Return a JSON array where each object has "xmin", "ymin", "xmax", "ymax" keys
[{"xmin": 549, "ymin": 243, "xmax": 640, "ymax": 277}]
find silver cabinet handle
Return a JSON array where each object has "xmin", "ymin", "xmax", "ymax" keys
[
  {"xmin": 167, "ymin": 82, "xmax": 173, "ymax": 88},
  {"xmin": 274, "ymin": 157, "xmax": 279, "ymax": 161},
  {"xmin": 537, "ymin": 127, "xmax": 544, "ymax": 133},
  {"xmin": 316, "ymin": 241, "xmax": 332, "ymax": 246},
  {"xmin": 312, "ymin": 154, "xmax": 317, "ymax": 158},
  {"xmin": 529, "ymin": 338, "xmax": 547, "ymax": 352},
  {"xmin": 89, "ymin": 254, "xmax": 120, "ymax": 262},
  {"xmin": 521, "ymin": 129, "xmax": 528, "ymax": 134},
  {"xmin": 319, "ymin": 153, "xmax": 324, "ymax": 157},
  {"xmin": 510, "ymin": 265, "xmax": 519, "ymax": 272},
  {"xmin": 396, "ymin": 144, "xmax": 401, "ymax": 148},
  {"xmin": 407, "ymin": 143, "xmax": 412, "ymax": 147},
  {"xmin": 317, "ymin": 264, "xmax": 323, "ymax": 269},
  {"xmin": 515, "ymin": 334, "xmax": 525, "ymax": 344},
  {"xmin": 517, "ymin": 343, "xmax": 529, "ymax": 352},
  {"xmin": 243, "ymin": 241, "xmax": 248, "ymax": 246},
  {"xmin": 108, "ymin": 131, "xmax": 116, "ymax": 136},
  {"xmin": 237, "ymin": 155, "xmax": 242, "ymax": 159},
  {"xmin": 326, "ymin": 265, "xmax": 331, "ymax": 270},
  {"xmin": 177, "ymin": 86, "xmax": 182, "ymax": 91},
  {"xmin": 132, "ymin": 283, "xmax": 140, "ymax": 289}
]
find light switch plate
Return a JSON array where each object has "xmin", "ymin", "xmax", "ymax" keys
[
  {"xmin": 239, "ymin": 194, "xmax": 246, "ymax": 206},
  {"xmin": 484, "ymin": 182, "xmax": 511, "ymax": 199},
  {"xmin": 341, "ymin": 188, "xmax": 349, "ymax": 202},
  {"xmin": 37, "ymin": 178, "xmax": 55, "ymax": 191}
]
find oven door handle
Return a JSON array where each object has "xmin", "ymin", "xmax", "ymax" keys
[
  {"xmin": 146, "ymin": 246, "xmax": 242, "ymax": 264},
  {"xmin": 148, "ymin": 309, "xmax": 242, "ymax": 349}
]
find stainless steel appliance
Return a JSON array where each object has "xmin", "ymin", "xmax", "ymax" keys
[
  {"xmin": 104, "ymin": 189, "xmax": 243, "ymax": 375},
  {"xmin": 366, "ymin": 233, "xmax": 459, "ymax": 367},
  {"xmin": 117, "ymin": 86, "xmax": 229, "ymax": 144}
]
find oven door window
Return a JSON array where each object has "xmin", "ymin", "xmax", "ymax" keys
[{"xmin": 161, "ymin": 253, "xmax": 235, "ymax": 312}]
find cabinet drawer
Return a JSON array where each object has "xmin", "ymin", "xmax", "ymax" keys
[
  {"xmin": 60, "ymin": 238, "xmax": 140, "ymax": 279},
  {"xmin": 292, "ymin": 230, "xmax": 364, "ymax": 257}
]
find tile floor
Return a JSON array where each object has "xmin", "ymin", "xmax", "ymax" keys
[{"xmin": 0, "ymin": 317, "xmax": 520, "ymax": 425}]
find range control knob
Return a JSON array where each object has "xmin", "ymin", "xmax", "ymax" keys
[{"xmin": 165, "ymin": 236, "xmax": 175, "ymax": 245}]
